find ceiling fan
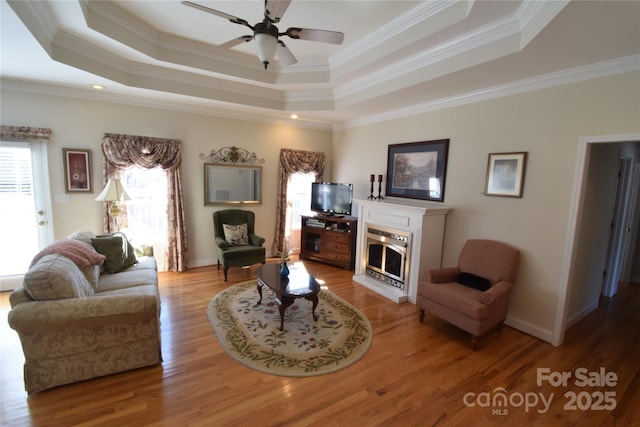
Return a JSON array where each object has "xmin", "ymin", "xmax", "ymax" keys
[{"xmin": 182, "ymin": 0, "xmax": 344, "ymax": 70}]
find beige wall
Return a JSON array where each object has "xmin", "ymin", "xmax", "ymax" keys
[
  {"xmin": 2, "ymin": 71, "xmax": 638, "ymax": 343},
  {"xmin": 0, "ymin": 91, "xmax": 333, "ymax": 266},
  {"xmin": 333, "ymin": 72, "xmax": 640, "ymax": 342}
]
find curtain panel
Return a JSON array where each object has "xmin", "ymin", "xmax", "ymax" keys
[
  {"xmin": 1, "ymin": 125, "xmax": 51, "ymax": 140},
  {"xmin": 101, "ymin": 133, "xmax": 188, "ymax": 272},
  {"xmin": 272, "ymin": 148, "xmax": 325, "ymax": 255}
]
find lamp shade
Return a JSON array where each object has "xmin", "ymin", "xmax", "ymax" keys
[
  {"xmin": 254, "ymin": 33, "xmax": 277, "ymax": 68},
  {"xmin": 95, "ymin": 178, "xmax": 131, "ymax": 202}
]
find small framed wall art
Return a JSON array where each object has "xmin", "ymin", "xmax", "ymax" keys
[
  {"xmin": 385, "ymin": 139, "xmax": 450, "ymax": 202},
  {"xmin": 485, "ymin": 152, "xmax": 527, "ymax": 198},
  {"xmin": 63, "ymin": 148, "xmax": 92, "ymax": 193}
]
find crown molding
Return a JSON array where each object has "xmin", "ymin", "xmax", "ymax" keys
[
  {"xmin": 3, "ymin": 55, "xmax": 636, "ymax": 133},
  {"xmin": 81, "ymin": 0, "xmax": 332, "ymax": 85},
  {"xmin": 6, "ymin": 0, "xmax": 56, "ymax": 53},
  {"xmin": 334, "ymin": 0, "xmax": 566, "ymax": 105},
  {"xmin": 336, "ymin": 55, "xmax": 640, "ymax": 130},
  {"xmin": 331, "ymin": 0, "xmax": 471, "ymax": 69},
  {"xmin": 8, "ymin": 0, "xmax": 569, "ymax": 115},
  {"xmin": 0, "ymin": 78, "xmax": 333, "ymax": 131},
  {"xmin": 516, "ymin": 0, "xmax": 570, "ymax": 49}
]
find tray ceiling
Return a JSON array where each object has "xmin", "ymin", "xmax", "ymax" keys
[{"xmin": 2, "ymin": 0, "xmax": 639, "ymax": 129}]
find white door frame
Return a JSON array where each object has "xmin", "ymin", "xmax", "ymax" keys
[{"xmin": 554, "ymin": 133, "xmax": 640, "ymax": 346}]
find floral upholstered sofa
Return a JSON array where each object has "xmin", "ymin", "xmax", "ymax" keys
[{"xmin": 8, "ymin": 231, "xmax": 162, "ymax": 394}]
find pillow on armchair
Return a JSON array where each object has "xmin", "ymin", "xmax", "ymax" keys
[
  {"xmin": 457, "ymin": 272, "xmax": 491, "ymax": 291},
  {"xmin": 222, "ymin": 223, "xmax": 249, "ymax": 246}
]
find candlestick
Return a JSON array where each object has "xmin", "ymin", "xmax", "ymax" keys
[
  {"xmin": 368, "ymin": 175, "xmax": 375, "ymax": 199},
  {"xmin": 375, "ymin": 175, "xmax": 384, "ymax": 200}
]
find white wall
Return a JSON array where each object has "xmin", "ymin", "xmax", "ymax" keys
[
  {"xmin": 0, "ymin": 90, "xmax": 333, "ymax": 266},
  {"xmin": 332, "ymin": 72, "xmax": 640, "ymax": 342}
]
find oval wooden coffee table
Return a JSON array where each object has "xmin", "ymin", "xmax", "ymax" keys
[{"xmin": 256, "ymin": 262, "xmax": 321, "ymax": 331}]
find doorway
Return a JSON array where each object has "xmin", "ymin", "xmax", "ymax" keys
[
  {"xmin": 0, "ymin": 140, "xmax": 54, "ymax": 291},
  {"xmin": 555, "ymin": 135, "xmax": 640, "ymax": 346}
]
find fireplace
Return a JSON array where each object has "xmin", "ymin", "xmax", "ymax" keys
[
  {"xmin": 352, "ymin": 199, "xmax": 450, "ymax": 303},
  {"xmin": 365, "ymin": 226, "xmax": 411, "ymax": 291}
]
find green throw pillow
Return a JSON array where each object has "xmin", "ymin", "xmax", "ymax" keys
[{"xmin": 91, "ymin": 232, "xmax": 137, "ymax": 273}]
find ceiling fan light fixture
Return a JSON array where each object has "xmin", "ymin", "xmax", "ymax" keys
[
  {"xmin": 254, "ymin": 32, "xmax": 277, "ymax": 70},
  {"xmin": 183, "ymin": 1, "xmax": 343, "ymax": 71}
]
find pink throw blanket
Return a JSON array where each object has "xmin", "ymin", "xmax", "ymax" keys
[{"xmin": 30, "ymin": 239, "xmax": 106, "ymax": 269}]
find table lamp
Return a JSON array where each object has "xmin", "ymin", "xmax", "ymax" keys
[{"xmin": 95, "ymin": 178, "xmax": 131, "ymax": 229}]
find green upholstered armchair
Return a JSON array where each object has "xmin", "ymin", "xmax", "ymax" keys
[{"xmin": 213, "ymin": 209, "xmax": 266, "ymax": 281}]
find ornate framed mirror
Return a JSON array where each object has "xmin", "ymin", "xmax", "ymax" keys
[
  {"xmin": 201, "ymin": 146, "xmax": 265, "ymax": 206},
  {"xmin": 204, "ymin": 163, "xmax": 262, "ymax": 205}
]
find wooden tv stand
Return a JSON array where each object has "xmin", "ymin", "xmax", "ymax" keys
[{"xmin": 300, "ymin": 215, "xmax": 357, "ymax": 270}]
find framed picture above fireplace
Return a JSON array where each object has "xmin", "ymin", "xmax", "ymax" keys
[{"xmin": 385, "ymin": 139, "xmax": 449, "ymax": 202}]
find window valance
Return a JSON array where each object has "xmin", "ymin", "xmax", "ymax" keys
[
  {"xmin": 1, "ymin": 125, "xmax": 52, "ymax": 140},
  {"xmin": 279, "ymin": 148, "xmax": 325, "ymax": 175},
  {"xmin": 102, "ymin": 133, "xmax": 182, "ymax": 170}
]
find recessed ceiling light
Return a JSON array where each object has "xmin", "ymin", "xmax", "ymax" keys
[
  {"xmin": 91, "ymin": 84, "xmax": 105, "ymax": 90},
  {"xmin": 290, "ymin": 114, "xmax": 298, "ymax": 120}
]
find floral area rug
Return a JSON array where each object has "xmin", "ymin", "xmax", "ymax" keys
[{"xmin": 207, "ymin": 280, "xmax": 372, "ymax": 376}]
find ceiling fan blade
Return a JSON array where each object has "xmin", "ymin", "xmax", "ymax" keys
[
  {"xmin": 284, "ymin": 28, "xmax": 344, "ymax": 44},
  {"xmin": 276, "ymin": 41, "xmax": 297, "ymax": 66},
  {"xmin": 181, "ymin": 1, "xmax": 252, "ymax": 28},
  {"xmin": 218, "ymin": 35, "xmax": 253, "ymax": 49},
  {"xmin": 265, "ymin": 0, "xmax": 292, "ymax": 23}
]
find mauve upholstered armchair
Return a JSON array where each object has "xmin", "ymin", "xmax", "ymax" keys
[
  {"xmin": 213, "ymin": 209, "xmax": 266, "ymax": 281},
  {"xmin": 417, "ymin": 239, "xmax": 520, "ymax": 349}
]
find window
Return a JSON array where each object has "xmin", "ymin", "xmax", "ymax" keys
[
  {"xmin": 285, "ymin": 172, "xmax": 315, "ymax": 253},
  {"xmin": 0, "ymin": 145, "xmax": 32, "ymax": 194},
  {"xmin": 121, "ymin": 166, "xmax": 168, "ymax": 270}
]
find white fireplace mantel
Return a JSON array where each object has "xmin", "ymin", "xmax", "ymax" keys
[{"xmin": 352, "ymin": 198, "xmax": 451, "ymax": 303}]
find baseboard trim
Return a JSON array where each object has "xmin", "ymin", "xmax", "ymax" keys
[
  {"xmin": 505, "ymin": 316, "xmax": 554, "ymax": 344},
  {"xmin": 565, "ymin": 300, "xmax": 599, "ymax": 329},
  {"xmin": 188, "ymin": 258, "xmax": 217, "ymax": 269}
]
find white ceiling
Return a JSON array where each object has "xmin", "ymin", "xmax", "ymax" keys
[{"xmin": 2, "ymin": 0, "xmax": 639, "ymax": 129}]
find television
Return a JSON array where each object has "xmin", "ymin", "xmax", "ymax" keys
[{"xmin": 310, "ymin": 182, "xmax": 353, "ymax": 216}]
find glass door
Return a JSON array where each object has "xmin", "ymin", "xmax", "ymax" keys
[
  {"xmin": 0, "ymin": 140, "xmax": 53, "ymax": 290},
  {"xmin": 285, "ymin": 172, "xmax": 315, "ymax": 254}
]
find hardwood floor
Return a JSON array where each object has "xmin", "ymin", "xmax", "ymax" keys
[{"xmin": 1, "ymin": 258, "xmax": 639, "ymax": 426}]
